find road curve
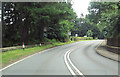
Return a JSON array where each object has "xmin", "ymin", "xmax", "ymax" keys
[
  {"xmin": 2, "ymin": 40, "xmax": 119, "ymax": 75},
  {"xmin": 70, "ymin": 40, "xmax": 118, "ymax": 75}
]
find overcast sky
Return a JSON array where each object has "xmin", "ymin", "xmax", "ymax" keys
[{"xmin": 72, "ymin": 0, "xmax": 91, "ymax": 18}]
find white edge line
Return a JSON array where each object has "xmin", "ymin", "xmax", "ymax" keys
[
  {"xmin": 95, "ymin": 40, "xmax": 105, "ymax": 50},
  {"xmin": 0, "ymin": 42, "xmax": 80, "ymax": 72},
  {"xmin": 0, "ymin": 48, "xmax": 52, "ymax": 71}
]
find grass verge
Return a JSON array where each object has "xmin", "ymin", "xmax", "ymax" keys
[{"xmin": 2, "ymin": 40, "xmax": 94, "ymax": 67}]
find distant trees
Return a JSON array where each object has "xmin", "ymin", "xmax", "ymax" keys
[
  {"xmin": 71, "ymin": 17, "xmax": 101, "ymax": 39},
  {"xmin": 2, "ymin": 2, "xmax": 77, "ymax": 47},
  {"xmin": 72, "ymin": 2, "xmax": 120, "ymax": 39}
]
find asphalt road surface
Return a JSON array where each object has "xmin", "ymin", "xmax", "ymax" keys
[{"xmin": 2, "ymin": 40, "xmax": 119, "ymax": 75}]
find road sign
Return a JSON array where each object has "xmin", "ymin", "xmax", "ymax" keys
[{"xmin": 75, "ymin": 34, "xmax": 78, "ymax": 37}]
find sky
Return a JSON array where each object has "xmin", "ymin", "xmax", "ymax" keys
[{"xmin": 72, "ymin": 0, "xmax": 91, "ymax": 18}]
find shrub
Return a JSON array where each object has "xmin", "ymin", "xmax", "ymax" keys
[
  {"xmin": 51, "ymin": 39, "xmax": 57, "ymax": 42},
  {"xmin": 72, "ymin": 36, "xmax": 93, "ymax": 41}
]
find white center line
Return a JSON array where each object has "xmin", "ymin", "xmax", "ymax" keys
[
  {"xmin": 64, "ymin": 50, "xmax": 76, "ymax": 75},
  {"xmin": 64, "ymin": 45, "xmax": 89, "ymax": 77}
]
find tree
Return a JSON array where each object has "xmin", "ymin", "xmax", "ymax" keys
[
  {"xmin": 2, "ymin": 2, "xmax": 77, "ymax": 47},
  {"xmin": 87, "ymin": 30, "xmax": 93, "ymax": 37},
  {"xmin": 87, "ymin": 2, "xmax": 119, "ymax": 38},
  {"xmin": 71, "ymin": 17, "xmax": 101, "ymax": 39}
]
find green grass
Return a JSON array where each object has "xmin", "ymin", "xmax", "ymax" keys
[{"xmin": 2, "ymin": 40, "xmax": 95, "ymax": 67}]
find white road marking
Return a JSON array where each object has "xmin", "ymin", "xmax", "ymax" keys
[
  {"xmin": 64, "ymin": 43, "xmax": 94, "ymax": 76},
  {"xmin": 64, "ymin": 49, "xmax": 85, "ymax": 76},
  {"xmin": 64, "ymin": 50, "xmax": 76, "ymax": 75},
  {"xmin": 1, "ymin": 40, "xmax": 101, "ymax": 75},
  {"xmin": 1, "ymin": 42, "xmax": 76, "ymax": 72},
  {"xmin": 64, "ymin": 40, "xmax": 103, "ymax": 76},
  {"xmin": 95, "ymin": 40, "xmax": 104, "ymax": 50},
  {"xmin": 0, "ymin": 48, "xmax": 53, "ymax": 71},
  {"xmin": 67, "ymin": 50, "xmax": 85, "ymax": 77}
]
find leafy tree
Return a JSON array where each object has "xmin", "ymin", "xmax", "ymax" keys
[
  {"xmin": 2, "ymin": 2, "xmax": 77, "ymax": 47},
  {"xmin": 87, "ymin": 30, "xmax": 93, "ymax": 37},
  {"xmin": 87, "ymin": 2, "xmax": 120, "ymax": 38},
  {"xmin": 71, "ymin": 17, "xmax": 101, "ymax": 39}
]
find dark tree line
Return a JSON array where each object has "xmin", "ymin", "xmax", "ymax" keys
[
  {"xmin": 3, "ymin": 2, "xmax": 118, "ymax": 47},
  {"xmin": 2, "ymin": 2, "xmax": 76, "ymax": 47}
]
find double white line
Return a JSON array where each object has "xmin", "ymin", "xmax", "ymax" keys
[{"xmin": 64, "ymin": 49, "xmax": 85, "ymax": 77}]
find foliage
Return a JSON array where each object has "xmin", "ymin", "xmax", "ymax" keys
[
  {"xmin": 86, "ymin": 30, "xmax": 93, "ymax": 37},
  {"xmin": 72, "ymin": 2, "xmax": 120, "ymax": 39},
  {"xmin": 71, "ymin": 17, "xmax": 101, "ymax": 39},
  {"xmin": 2, "ymin": 2, "xmax": 77, "ymax": 47},
  {"xmin": 73, "ymin": 37, "xmax": 93, "ymax": 41},
  {"xmin": 87, "ymin": 2, "xmax": 120, "ymax": 38}
]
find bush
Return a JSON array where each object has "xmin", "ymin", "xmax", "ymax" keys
[
  {"xmin": 73, "ymin": 37, "xmax": 93, "ymax": 41},
  {"xmin": 43, "ymin": 38, "xmax": 57, "ymax": 43},
  {"xmin": 74, "ymin": 37, "xmax": 79, "ymax": 41},
  {"xmin": 51, "ymin": 39, "xmax": 57, "ymax": 43},
  {"xmin": 43, "ymin": 38, "xmax": 51, "ymax": 42}
]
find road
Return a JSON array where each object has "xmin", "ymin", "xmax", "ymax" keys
[{"xmin": 2, "ymin": 40, "xmax": 119, "ymax": 76}]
